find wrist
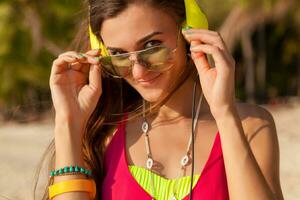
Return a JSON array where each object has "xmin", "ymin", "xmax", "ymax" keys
[
  {"xmin": 55, "ymin": 113, "xmax": 86, "ymax": 127},
  {"xmin": 54, "ymin": 142, "xmax": 85, "ymax": 168},
  {"xmin": 210, "ymin": 104, "xmax": 237, "ymax": 120},
  {"xmin": 55, "ymin": 113, "xmax": 86, "ymax": 129},
  {"xmin": 54, "ymin": 118, "xmax": 86, "ymax": 144},
  {"xmin": 54, "ymin": 123, "xmax": 85, "ymax": 168}
]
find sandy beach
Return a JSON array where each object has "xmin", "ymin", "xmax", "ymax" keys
[{"xmin": 0, "ymin": 101, "xmax": 299, "ymax": 200}]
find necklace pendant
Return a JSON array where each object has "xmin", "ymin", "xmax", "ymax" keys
[
  {"xmin": 146, "ymin": 158, "xmax": 154, "ymax": 169},
  {"xmin": 181, "ymin": 155, "xmax": 190, "ymax": 167},
  {"xmin": 142, "ymin": 121, "xmax": 149, "ymax": 133}
]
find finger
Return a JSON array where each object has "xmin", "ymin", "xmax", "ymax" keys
[
  {"xmin": 59, "ymin": 51, "xmax": 98, "ymax": 68},
  {"xmin": 88, "ymin": 64, "xmax": 102, "ymax": 95},
  {"xmin": 59, "ymin": 49, "xmax": 101, "ymax": 58},
  {"xmin": 79, "ymin": 63, "xmax": 90, "ymax": 75},
  {"xmin": 60, "ymin": 55, "xmax": 88, "ymax": 73},
  {"xmin": 190, "ymin": 42, "xmax": 211, "ymax": 75},
  {"xmin": 85, "ymin": 49, "xmax": 101, "ymax": 56},
  {"xmin": 66, "ymin": 59, "xmax": 96, "ymax": 79},
  {"xmin": 51, "ymin": 56, "xmax": 78, "ymax": 74},
  {"xmin": 190, "ymin": 44, "xmax": 232, "ymax": 75},
  {"xmin": 58, "ymin": 51, "xmax": 86, "ymax": 60},
  {"xmin": 182, "ymin": 28, "xmax": 220, "ymax": 36},
  {"xmin": 64, "ymin": 55, "xmax": 101, "ymax": 81},
  {"xmin": 82, "ymin": 55, "xmax": 100, "ymax": 66},
  {"xmin": 183, "ymin": 30, "xmax": 227, "ymax": 51},
  {"xmin": 183, "ymin": 30, "xmax": 236, "ymax": 66},
  {"xmin": 58, "ymin": 51, "xmax": 101, "ymax": 65},
  {"xmin": 54, "ymin": 55, "xmax": 85, "ymax": 74},
  {"xmin": 62, "ymin": 54, "xmax": 100, "ymax": 67},
  {"xmin": 68, "ymin": 62, "xmax": 89, "ymax": 74}
]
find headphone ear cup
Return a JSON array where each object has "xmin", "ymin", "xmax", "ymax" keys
[
  {"xmin": 183, "ymin": 0, "xmax": 209, "ymax": 30},
  {"xmin": 88, "ymin": 24, "xmax": 109, "ymax": 56}
]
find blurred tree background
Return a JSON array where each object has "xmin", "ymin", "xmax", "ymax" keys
[
  {"xmin": 0, "ymin": 0, "xmax": 85, "ymax": 121},
  {"xmin": 0, "ymin": 0, "xmax": 299, "ymax": 121}
]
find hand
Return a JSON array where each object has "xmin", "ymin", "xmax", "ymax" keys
[
  {"xmin": 49, "ymin": 49, "xmax": 102, "ymax": 135},
  {"xmin": 182, "ymin": 29, "xmax": 236, "ymax": 117}
]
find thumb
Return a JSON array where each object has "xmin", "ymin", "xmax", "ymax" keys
[{"xmin": 88, "ymin": 63, "xmax": 102, "ymax": 95}]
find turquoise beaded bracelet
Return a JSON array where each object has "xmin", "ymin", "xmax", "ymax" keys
[{"xmin": 50, "ymin": 165, "xmax": 92, "ymax": 178}]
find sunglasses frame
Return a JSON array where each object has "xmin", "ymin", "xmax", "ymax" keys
[{"xmin": 99, "ymin": 24, "xmax": 182, "ymax": 79}]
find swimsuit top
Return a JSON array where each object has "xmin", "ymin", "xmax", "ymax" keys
[
  {"xmin": 128, "ymin": 165, "xmax": 200, "ymax": 199},
  {"xmin": 101, "ymin": 113, "xmax": 229, "ymax": 200}
]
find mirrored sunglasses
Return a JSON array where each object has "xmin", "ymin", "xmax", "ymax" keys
[{"xmin": 99, "ymin": 44, "xmax": 176, "ymax": 78}]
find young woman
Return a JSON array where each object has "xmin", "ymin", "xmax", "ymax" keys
[{"xmin": 44, "ymin": 0, "xmax": 284, "ymax": 199}]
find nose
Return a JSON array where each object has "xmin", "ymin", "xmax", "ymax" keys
[{"xmin": 129, "ymin": 54, "xmax": 148, "ymax": 80}]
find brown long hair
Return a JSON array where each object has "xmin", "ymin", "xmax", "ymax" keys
[{"xmin": 32, "ymin": 0, "xmax": 199, "ymax": 199}]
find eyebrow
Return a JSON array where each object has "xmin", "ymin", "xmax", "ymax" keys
[{"xmin": 106, "ymin": 31, "xmax": 163, "ymax": 51}]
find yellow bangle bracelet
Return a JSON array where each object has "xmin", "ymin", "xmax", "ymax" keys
[{"xmin": 48, "ymin": 179, "xmax": 96, "ymax": 199}]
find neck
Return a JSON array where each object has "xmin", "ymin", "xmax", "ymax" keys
[{"xmin": 149, "ymin": 72, "xmax": 211, "ymax": 124}]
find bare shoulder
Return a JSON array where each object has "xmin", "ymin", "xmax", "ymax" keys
[
  {"xmin": 235, "ymin": 102, "xmax": 283, "ymax": 199},
  {"xmin": 235, "ymin": 102, "xmax": 277, "ymax": 142},
  {"xmin": 235, "ymin": 102, "xmax": 275, "ymax": 124}
]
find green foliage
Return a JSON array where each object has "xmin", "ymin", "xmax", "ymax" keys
[{"xmin": 0, "ymin": 0, "xmax": 84, "ymax": 119}]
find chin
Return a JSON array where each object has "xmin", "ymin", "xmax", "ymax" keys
[
  {"xmin": 140, "ymin": 89, "xmax": 163, "ymax": 103},
  {"xmin": 127, "ymin": 73, "xmax": 169, "ymax": 103}
]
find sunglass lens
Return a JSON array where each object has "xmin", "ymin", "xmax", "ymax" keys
[
  {"xmin": 100, "ymin": 56, "xmax": 131, "ymax": 77},
  {"xmin": 100, "ymin": 46, "xmax": 174, "ymax": 78},
  {"xmin": 139, "ymin": 46, "xmax": 172, "ymax": 71},
  {"xmin": 111, "ymin": 55, "xmax": 132, "ymax": 77}
]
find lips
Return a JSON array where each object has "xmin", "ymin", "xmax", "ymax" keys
[{"xmin": 137, "ymin": 74, "xmax": 162, "ymax": 85}]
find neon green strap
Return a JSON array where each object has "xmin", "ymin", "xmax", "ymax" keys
[{"xmin": 129, "ymin": 165, "xmax": 200, "ymax": 200}]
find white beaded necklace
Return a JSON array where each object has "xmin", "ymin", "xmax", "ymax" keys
[{"xmin": 141, "ymin": 92, "xmax": 203, "ymax": 200}]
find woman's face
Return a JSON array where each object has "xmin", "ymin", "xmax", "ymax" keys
[{"xmin": 101, "ymin": 3, "xmax": 187, "ymax": 102}]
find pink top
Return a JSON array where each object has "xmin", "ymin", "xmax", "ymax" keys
[{"xmin": 101, "ymin": 113, "xmax": 229, "ymax": 199}]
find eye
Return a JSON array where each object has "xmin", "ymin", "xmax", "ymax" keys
[
  {"xmin": 144, "ymin": 40, "xmax": 162, "ymax": 49},
  {"xmin": 110, "ymin": 50, "xmax": 126, "ymax": 56}
]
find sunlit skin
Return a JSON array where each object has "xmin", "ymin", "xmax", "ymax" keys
[
  {"xmin": 50, "ymin": 3, "xmax": 284, "ymax": 200},
  {"xmin": 101, "ymin": 5, "xmax": 187, "ymax": 104}
]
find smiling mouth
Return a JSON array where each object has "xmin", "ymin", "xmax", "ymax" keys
[{"xmin": 137, "ymin": 74, "xmax": 162, "ymax": 84}]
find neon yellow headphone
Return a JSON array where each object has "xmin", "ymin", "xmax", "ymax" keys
[{"xmin": 88, "ymin": 0, "xmax": 208, "ymax": 56}]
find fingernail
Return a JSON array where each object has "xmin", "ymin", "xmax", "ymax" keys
[
  {"xmin": 92, "ymin": 49, "xmax": 100, "ymax": 53},
  {"xmin": 190, "ymin": 45, "xmax": 201, "ymax": 51},
  {"xmin": 183, "ymin": 31, "xmax": 193, "ymax": 36},
  {"xmin": 182, "ymin": 26, "xmax": 192, "ymax": 31},
  {"xmin": 182, "ymin": 26, "xmax": 193, "ymax": 34},
  {"xmin": 93, "ymin": 57, "xmax": 100, "ymax": 61},
  {"xmin": 77, "ymin": 53, "xmax": 86, "ymax": 58}
]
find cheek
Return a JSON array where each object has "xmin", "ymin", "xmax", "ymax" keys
[
  {"xmin": 124, "ymin": 65, "xmax": 185, "ymax": 102},
  {"xmin": 123, "ymin": 46, "xmax": 188, "ymax": 102},
  {"xmin": 169, "ymin": 47, "xmax": 188, "ymax": 81},
  {"xmin": 124, "ymin": 74, "xmax": 169, "ymax": 102}
]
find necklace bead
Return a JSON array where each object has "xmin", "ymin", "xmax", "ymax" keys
[
  {"xmin": 142, "ymin": 121, "xmax": 149, "ymax": 133},
  {"xmin": 181, "ymin": 155, "xmax": 190, "ymax": 167},
  {"xmin": 141, "ymin": 92, "xmax": 203, "ymax": 200},
  {"xmin": 146, "ymin": 158, "xmax": 154, "ymax": 169}
]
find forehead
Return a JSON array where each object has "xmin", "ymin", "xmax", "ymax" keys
[{"xmin": 100, "ymin": 4, "xmax": 177, "ymax": 47}]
